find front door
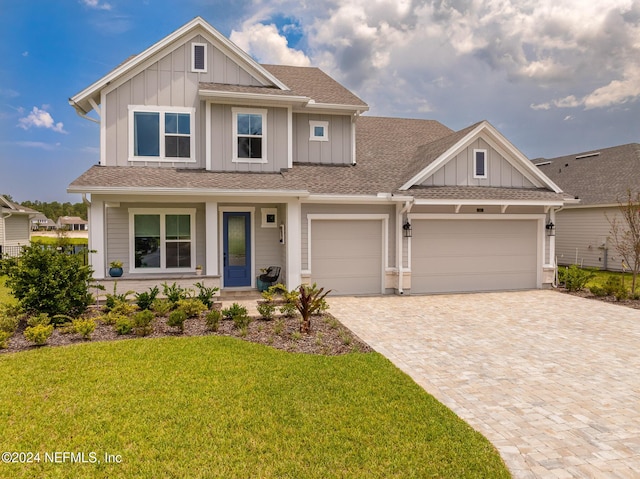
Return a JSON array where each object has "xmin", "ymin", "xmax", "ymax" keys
[{"xmin": 223, "ymin": 212, "xmax": 251, "ymax": 287}]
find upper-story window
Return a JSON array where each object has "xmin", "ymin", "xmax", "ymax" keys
[
  {"xmin": 309, "ymin": 120, "xmax": 329, "ymax": 141},
  {"xmin": 191, "ymin": 43, "xmax": 207, "ymax": 73},
  {"xmin": 233, "ymin": 108, "xmax": 267, "ymax": 163},
  {"xmin": 473, "ymin": 149, "xmax": 487, "ymax": 179},
  {"xmin": 129, "ymin": 106, "xmax": 195, "ymax": 162}
]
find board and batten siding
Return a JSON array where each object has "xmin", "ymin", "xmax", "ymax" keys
[
  {"xmin": 293, "ymin": 114, "xmax": 353, "ymax": 165},
  {"xmin": 253, "ymin": 204, "xmax": 287, "ymax": 283},
  {"xmin": 555, "ymin": 207, "xmax": 627, "ymax": 271},
  {"xmin": 300, "ymin": 203, "xmax": 396, "ymax": 271},
  {"xmin": 105, "ymin": 203, "xmax": 206, "ymax": 274},
  {"xmin": 208, "ymin": 105, "xmax": 289, "ymax": 172},
  {"xmin": 420, "ymin": 138, "xmax": 536, "ymax": 188},
  {"xmin": 104, "ymin": 36, "xmax": 264, "ymax": 168}
]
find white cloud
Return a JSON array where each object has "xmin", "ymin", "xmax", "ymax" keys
[
  {"xmin": 230, "ymin": 23, "xmax": 310, "ymax": 66},
  {"xmin": 80, "ymin": 0, "xmax": 112, "ymax": 10},
  {"xmin": 14, "ymin": 141, "xmax": 61, "ymax": 151},
  {"xmin": 21, "ymin": 51, "xmax": 28, "ymax": 57},
  {"xmin": 18, "ymin": 106, "xmax": 67, "ymax": 134}
]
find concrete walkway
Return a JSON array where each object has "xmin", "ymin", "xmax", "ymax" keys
[{"xmin": 328, "ymin": 291, "xmax": 640, "ymax": 479}]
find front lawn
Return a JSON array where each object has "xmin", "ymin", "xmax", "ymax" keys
[{"xmin": 0, "ymin": 337, "xmax": 510, "ymax": 478}]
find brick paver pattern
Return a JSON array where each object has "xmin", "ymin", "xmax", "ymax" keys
[{"xmin": 328, "ymin": 291, "xmax": 640, "ymax": 479}]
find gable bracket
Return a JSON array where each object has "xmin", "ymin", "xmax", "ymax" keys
[{"xmin": 501, "ymin": 205, "xmax": 509, "ymax": 214}]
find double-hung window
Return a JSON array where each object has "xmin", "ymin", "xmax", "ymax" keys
[
  {"xmin": 233, "ymin": 108, "xmax": 267, "ymax": 163},
  {"xmin": 130, "ymin": 209, "xmax": 195, "ymax": 271},
  {"xmin": 129, "ymin": 106, "xmax": 195, "ymax": 162},
  {"xmin": 473, "ymin": 149, "xmax": 488, "ymax": 179}
]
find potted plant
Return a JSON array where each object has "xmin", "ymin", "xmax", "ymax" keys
[
  {"xmin": 195, "ymin": 265, "xmax": 203, "ymax": 276},
  {"xmin": 109, "ymin": 260, "xmax": 123, "ymax": 278}
]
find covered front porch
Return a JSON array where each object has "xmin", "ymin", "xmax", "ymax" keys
[{"xmin": 87, "ymin": 194, "xmax": 303, "ymax": 291}]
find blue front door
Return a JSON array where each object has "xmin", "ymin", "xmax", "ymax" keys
[{"xmin": 223, "ymin": 212, "xmax": 251, "ymax": 287}]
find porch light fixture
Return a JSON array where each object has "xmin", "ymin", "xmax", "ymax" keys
[
  {"xmin": 546, "ymin": 221, "xmax": 555, "ymax": 236},
  {"xmin": 403, "ymin": 221, "xmax": 412, "ymax": 238}
]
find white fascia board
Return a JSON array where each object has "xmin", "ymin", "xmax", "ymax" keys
[
  {"xmin": 413, "ymin": 198, "xmax": 566, "ymax": 207},
  {"xmin": 198, "ymin": 89, "xmax": 310, "ymax": 105},
  {"xmin": 303, "ymin": 193, "xmax": 413, "ymax": 204},
  {"xmin": 302, "ymin": 103, "xmax": 369, "ymax": 113},
  {"xmin": 399, "ymin": 122, "xmax": 487, "ymax": 190},
  {"xmin": 70, "ymin": 17, "xmax": 289, "ymax": 114},
  {"xmin": 67, "ymin": 186, "xmax": 309, "ymax": 197}
]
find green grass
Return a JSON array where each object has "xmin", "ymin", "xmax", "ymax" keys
[
  {"xmin": 30, "ymin": 236, "xmax": 88, "ymax": 245},
  {"xmin": 0, "ymin": 337, "xmax": 509, "ymax": 478}
]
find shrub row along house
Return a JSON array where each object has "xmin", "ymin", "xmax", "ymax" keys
[{"xmin": 68, "ymin": 17, "xmax": 571, "ymax": 295}]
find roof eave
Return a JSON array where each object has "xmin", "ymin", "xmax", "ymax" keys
[
  {"xmin": 67, "ymin": 185, "xmax": 310, "ymax": 198},
  {"xmin": 198, "ymin": 89, "xmax": 310, "ymax": 105}
]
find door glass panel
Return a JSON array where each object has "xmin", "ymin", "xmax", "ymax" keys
[{"xmin": 228, "ymin": 215, "xmax": 246, "ymax": 266}]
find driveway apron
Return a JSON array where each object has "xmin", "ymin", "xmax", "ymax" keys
[{"xmin": 328, "ymin": 290, "xmax": 640, "ymax": 479}]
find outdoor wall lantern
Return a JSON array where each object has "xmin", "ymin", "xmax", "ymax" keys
[
  {"xmin": 546, "ymin": 221, "xmax": 555, "ymax": 236},
  {"xmin": 403, "ymin": 221, "xmax": 412, "ymax": 238}
]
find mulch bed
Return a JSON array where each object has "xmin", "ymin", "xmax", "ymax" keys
[
  {"xmin": 1, "ymin": 307, "xmax": 373, "ymax": 356},
  {"xmin": 557, "ymin": 288, "xmax": 640, "ymax": 310}
]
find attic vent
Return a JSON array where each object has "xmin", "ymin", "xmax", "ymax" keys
[
  {"xmin": 575, "ymin": 152, "xmax": 600, "ymax": 159},
  {"xmin": 191, "ymin": 43, "xmax": 207, "ymax": 73}
]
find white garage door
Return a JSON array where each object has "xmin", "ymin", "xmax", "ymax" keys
[
  {"xmin": 311, "ymin": 220, "xmax": 383, "ymax": 295},
  {"xmin": 411, "ymin": 219, "xmax": 538, "ymax": 294}
]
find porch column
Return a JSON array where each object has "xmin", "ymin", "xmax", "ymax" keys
[
  {"xmin": 286, "ymin": 199, "xmax": 302, "ymax": 288},
  {"xmin": 89, "ymin": 197, "xmax": 105, "ymax": 279},
  {"xmin": 205, "ymin": 201, "xmax": 218, "ymax": 276}
]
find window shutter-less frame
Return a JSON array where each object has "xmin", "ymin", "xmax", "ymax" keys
[{"xmin": 192, "ymin": 43, "xmax": 207, "ymax": 72}]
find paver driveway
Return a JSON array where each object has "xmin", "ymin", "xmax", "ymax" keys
[{"xmin": 328, "ymin": 290, "xmax": 640, "ymax": 479}]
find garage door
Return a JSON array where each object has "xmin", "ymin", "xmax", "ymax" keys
[
  {"xmin": 411, "ymin": 219, "xmax": 538, "ymax": 294},
  {"xmin": 311, "ymin": 220, "xmax": 383, "ymax": 295}
]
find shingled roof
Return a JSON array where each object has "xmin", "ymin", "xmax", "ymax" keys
[
  {"xmin": 534, "ymin": 143, "xmax": 640, "ymax": 205},
  {"xmin": 70, "ymin": 116, "xmax": 565, "ymax": 203}
]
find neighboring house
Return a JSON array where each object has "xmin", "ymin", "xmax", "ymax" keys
[
  {"xmin": 57, "ymin": 216, "xmax": 89, "ymax": 231},
  {"xmin": 0, "ymin": 195, "xmax": 33, "ymax": 257},
  {"xmin": 31, "ymin": 213, "xmax": 57, "ymax": 231},
  {"xmin": 68, "ymin": 17, "xmax": 569, "ymax": 295},
  {"xmin": 534, "ymin": 143, "xmax": 640, "ymax": 271}
]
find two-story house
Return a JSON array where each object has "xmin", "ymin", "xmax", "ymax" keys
[{"xmin": 69, "ymin": 17, "xmax": 568, "ymax": 295}]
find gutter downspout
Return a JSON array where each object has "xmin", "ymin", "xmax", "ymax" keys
[{"xmin": 397, "ymin": 199, "xmax": 413, "ymax": 294}]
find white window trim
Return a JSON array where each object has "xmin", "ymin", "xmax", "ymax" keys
[
  {"xmin": 232, "ymin": 107, "xmax": 268, "ymax": 164},
  {"xmin": 309, "ymin": 120, "xmax": 329, "ymax": 142},
  {"xmin": 191, "ymin": 42, "xmax": 208, "ymax": 73},
  {"xmin": 128, "ymin": 105, "xmax": 196, "ymax": 163},
  {"xmin": 473, "ymin": 149, "xmax": 488, "ymax": 179},
  {"xmin": 128, "ymin": 208, "xmax": 196, "ymax": 273}
]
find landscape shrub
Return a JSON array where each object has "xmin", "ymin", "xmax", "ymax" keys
[
  {"xmin": 105, "ymin": 283, "xmax": 135, "ymax": 312},
  {"xmin": 0, "ymin": 330, "xmax": 12, "ymax": 349},
  {"xmin": 114, "ymin": 315, "xmax": 133, "ymax": 335},
  {"xmin": 4, "ymin": 244, "xmax": 93, "ymax": 317},
  {"xmin": 295, "ymin": 283, "xmax": 331, "ymax": 334},
  {"xmin": 0, "ymin": 314, "xmax": 20, "ymax": 334},
  {"xmin": 232, "ymin": 313, "xmax": 252, "ymax": 331},
  {"xmin": 132, "ymin": 310, "xmax": 154, "ymax": 336},
  {"xmin": 193, "ymin": 282, "xmax": 219, "ymax": 309},
  {"xmin": 559, "ymin": 265, "xmax": 595, "ymax": 292},
  {"xmin": 162, "ymin": 282, "xmax": 191, "ymax": 306},
  {"xmin": 23, "ymin": 323, "xmax": 54, "ymax": 345},
  {"xmin": 222, "ymin": 303, "xmax": 247, "ymax": 320},
  {"xmin": 72, "ymin": 318, "xmax": 96, "ymax": 340},
  {"xmin": 151, "ymin": 298, "xmax": 172, "ymax": 316},
  {"xmin": 167, "ymin": 309, "xmax": 187, "ymax": 333},
  {"xmin": 176, "ymin": 299, "xmax": 207, "ymax": 318},
  {"xmin": 205, "ymin": 309, "xmax": 222, "ymax": 331},
  {"xmin": 256, "ymin": 301, "xmax": 276, "ymax": 320},
  {"xmin": 135, "ymin": 286, "xmax": 159, "ymax": 311},
  {"xmin": 27, "ymin": 313, "xmax": 51, "ymax": 328}
]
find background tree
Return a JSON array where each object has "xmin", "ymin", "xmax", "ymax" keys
[{"xmin": 607, "ymin": 190, "xmax": 640, "ymax": 293}]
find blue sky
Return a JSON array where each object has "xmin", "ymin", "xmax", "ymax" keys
[{"xmin": 1, "ymin": 0, "xmax": 639, "ymax": 202}]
